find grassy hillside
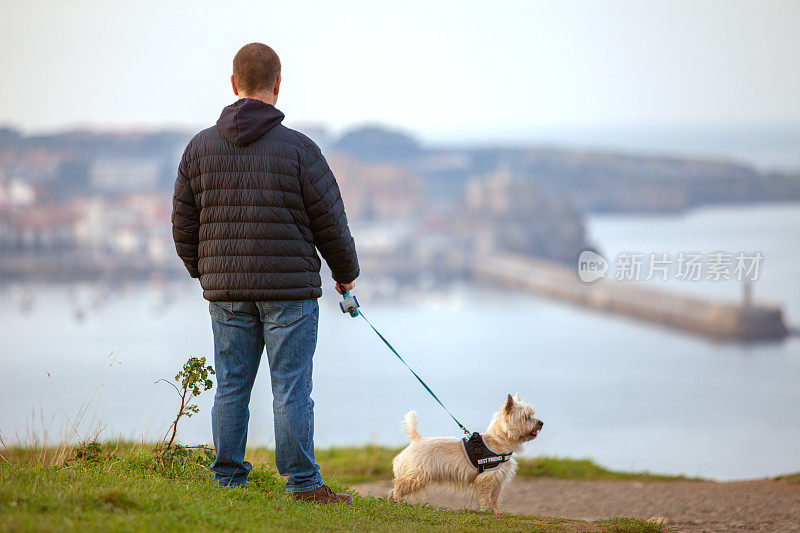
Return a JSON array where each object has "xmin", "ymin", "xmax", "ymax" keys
[
  {"xmin": 248, "ymin": 445, "xmax": 694, "ymax": 484},
  {"xmin": 0, "ymin": 443, "xmax": 666, "ymax": 532}
]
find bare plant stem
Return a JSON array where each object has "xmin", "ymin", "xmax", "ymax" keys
[{"xmin": 162, "ymin": 388, "xmax": 193, "ymax": 454}]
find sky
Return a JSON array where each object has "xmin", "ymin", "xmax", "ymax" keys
[{"xmin": 1, "ymin": 0, "xmax": 799, "ymax": 165}]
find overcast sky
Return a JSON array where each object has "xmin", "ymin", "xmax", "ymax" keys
[{"xmin": 1, "ymin": 0, "xmax": 799, "ymax": 143}]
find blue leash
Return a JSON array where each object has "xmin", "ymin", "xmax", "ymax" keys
[{"xmin": 339, "ymin": 290, "xmax": 471, "ymax": 436}]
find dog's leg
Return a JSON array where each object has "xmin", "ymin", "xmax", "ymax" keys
[
  {"xmin": 474, "ymin": 472, "xmax": 504, "ymax": 512},
  {"xmin": 391, "ymin": 472, "xmax": 426, "ymax": 503}
]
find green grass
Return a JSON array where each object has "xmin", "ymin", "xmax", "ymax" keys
[
  {"xmin": 515, "ymin": 456, "xmax": 693, "ymax": 482},
  {"xmin": 0, "ymin": 444, "xmax": 666, "ymax": 533},
  {"xmin": 249, "ymin": 445, "xmax": 398, "ymax": 484}
]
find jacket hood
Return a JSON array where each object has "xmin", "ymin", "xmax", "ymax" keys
[{"xmin": 216, "ymin": 98, "xmax": 285, "ymax": 146}]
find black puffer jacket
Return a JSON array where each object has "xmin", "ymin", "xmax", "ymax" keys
[{"xmin": 171, "ymin": 98, "xmax": 359, "ymax": 301}]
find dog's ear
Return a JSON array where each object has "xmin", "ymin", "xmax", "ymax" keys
[{"xmin": 504, "ymin": 393, "xmax": 514, "ymax": 414}]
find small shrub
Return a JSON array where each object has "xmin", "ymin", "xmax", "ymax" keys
[
  {"xmin": 71, "ymin": 441, "xmax": 105, "ymax": 463},
  {"xmin": 155, "ymin": 356, "xmax": 215, "ymax": 458}
]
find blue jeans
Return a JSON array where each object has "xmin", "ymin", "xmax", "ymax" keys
[{"xmin": 209, "ymin": 299, "xmax": 323, "ymax": 492}]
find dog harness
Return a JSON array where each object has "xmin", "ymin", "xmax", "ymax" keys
[{"xmin": 461, "ymin": 432, "xmax": 512, "ymax": 473}]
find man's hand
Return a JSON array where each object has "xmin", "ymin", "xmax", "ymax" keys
[{"xmin": 335, "ymin": 282, "xmax": 355, "ymax": 295}]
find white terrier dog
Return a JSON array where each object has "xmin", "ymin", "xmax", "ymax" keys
[{"xmin": 390, "ymin": 394, "xmax": 543, "ymax": 512}]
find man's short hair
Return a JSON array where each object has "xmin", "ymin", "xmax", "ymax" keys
[{"xmin": 232, "ymin": 43, "xmax": 281, "ymax": 95}]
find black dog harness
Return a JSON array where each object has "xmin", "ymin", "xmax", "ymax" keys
[{"xmin": 461, "ymin": 432, "xmax": 512, "ymax": 473}]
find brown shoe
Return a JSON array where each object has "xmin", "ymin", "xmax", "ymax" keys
[{"xmin": 289, "ymin": 484, "xmax": 354, "ymax": 505}]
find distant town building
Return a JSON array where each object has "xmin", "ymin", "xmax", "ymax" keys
[
  {"xmin": 0, "ymin": 178, "xmax": 36, "ymax": 207},
  {"xmin": 89, "ymin": 158, "xmax": 161, "ymax": 193},
  {"xmin": 329, "ymin": 155, "xmax": 424, "ymax": 221},
  {"xmin": 0, "ymin": 204, "xmax": 79, "ymax": 251},
  {"xmin": 463, "ymin": 166, "xmax": 589, "ymax": 264}
]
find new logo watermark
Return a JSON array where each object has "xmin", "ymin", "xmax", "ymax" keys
[
  {"xmin": 577, "ymin": 250, "xmax": 608, "ymax": 283},
  {"xmin": 577, "ymin": 250, "xmax": 763, "ymax": 283}
]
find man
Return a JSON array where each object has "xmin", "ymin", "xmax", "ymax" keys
[{"xmin": 171, "ymin": 43, "xmax": 358, "ymax": 504}]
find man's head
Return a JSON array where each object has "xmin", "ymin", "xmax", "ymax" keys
[{"xmin": 231, "ymin": 43, "xmax": 281, "ymax": 104}]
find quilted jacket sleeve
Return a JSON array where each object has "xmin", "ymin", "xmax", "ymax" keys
[
  {"xmin": 171, "ymin": 146, "xmax": 200, "ymax": 278},
  {"xmin": 299, "ymin": 140, "xmax": 360, "ymax": 284}
]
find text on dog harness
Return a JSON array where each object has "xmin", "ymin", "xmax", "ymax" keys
[{"xmin": 461, "ymin": 432, "xmax": 512, "ymax": 474}]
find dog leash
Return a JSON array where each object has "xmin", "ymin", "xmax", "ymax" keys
[{"xmin": 339, "ymin": 289, "xmax": 471, "ymax": 436}]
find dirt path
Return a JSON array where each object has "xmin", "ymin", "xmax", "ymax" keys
[{"xmin": 354, "ymin": 478, "xmax": 800, "ymax": 532}]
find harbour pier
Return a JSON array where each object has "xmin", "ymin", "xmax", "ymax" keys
[{"xmin": 471, "ymin": 252, "xmax": 790, "ymax": 341}]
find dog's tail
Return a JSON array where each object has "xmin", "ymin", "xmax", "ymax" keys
[{"xmin": 404, "ymin": 411, "xmax": 421, "ymax": 441}]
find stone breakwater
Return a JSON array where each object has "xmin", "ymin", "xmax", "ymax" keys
[{"xmin": 471, "ymin": 252, "xmax": 789, "ymax": 341}]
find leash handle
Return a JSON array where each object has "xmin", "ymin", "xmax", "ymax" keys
[{"xmin": 339, "ymin": 289, "xmax": 359, "ymax": 317}]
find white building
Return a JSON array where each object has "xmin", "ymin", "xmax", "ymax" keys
[{"xmin": 89, "ymin": 158, "xmax": 161, "ymax": 193}]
